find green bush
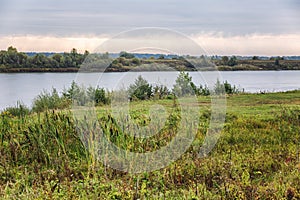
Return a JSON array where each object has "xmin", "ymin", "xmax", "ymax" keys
[
  {"xmin": 128, "ymin": 75, "xmax": 152, "ymax": 100},
  {"xmin": 153, "ymin": 84, "xmax": 170, "ymax": 99},
  {"xmin": 87, "ymin": 86, "xmax": 110, "ymax": 105},
  {"xmin": 62, "ymin": 81, "xmax": 88, "ymax": 106},
  {"xmin": 214, "ymin": 79, "xmax": 242, "ymax": 94},
  {"xmin": 32, "ymin": 88, "xmax": 69, "ymax": 112},
  {"xmin": 63, "ymin": 81, "xmax": 110, "ymax": 106},
  {"xmin": 172, "ymin": 71, "xmax": 197, "ymax": 96}
]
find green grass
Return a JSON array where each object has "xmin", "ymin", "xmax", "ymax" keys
[{"xmin": 0, "ymin": 91, "xmax": 300, "ymax": 199}]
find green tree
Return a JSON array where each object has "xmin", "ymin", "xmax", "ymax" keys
[
  {"xmin": 32, "ymin": 88, "xmax": 67, "ymax": 112},
  {"xmin": 32, "ymin": 54, "xmax": 48, "ymax": 68},
  {"xmin": 71, "ymin": 48, "xmax": 78, "ymax": 59},
  {"xmin": 214, "ymin": 79, "xmax": 240, "ymax": 94},
  {"xmin": 51, "ymin": 54, "xmax": 63, "ymax": 67},
  {"xmin": 87, "ymin": 86, "xmax": 110, "ymax": 105},
  {"xmin": 132, "ymin": 58, "xmax": 140, "ymax": 65},
  {"xmin": 119, "ymin": 51, "xmax": 135, "ymax": 59},
  {"xmin": 128, "ymin": 75, "xmax": 152, "ymax": 100},
  {"xmin": 228, "ymin": 56, "xmax": 238, "ymax": 66},
  {"xmin": 5, "ymin": 46, "xmax": 19, "ymax": 66},
  {"xmin": 153, "ymin": 84, "xmax": 170, "ymax": 99},
  {"xmin": 275, "ymin": 58, "xmax": 280, "ymax": 66},
  {"xmin": 52, "ymin": 54, "xmax": 63, "ymax": 63},
  {"xmin": 7, "ymin": 46, "xmax": 17, "ymax": 53},
  {"xmin": 214, "ymin": 79, "xmax": 225, "ymax": 94},
  {"xmin": 63, "ymin": 81, "xmax": 87, "ymax": 105},
  {"xmin": 221, "ymin": 56, "xmax": 229, "ymax": 65},
  {"xmin": 172, "ymin": 71, "xmax": 197, "ymax": 97}
]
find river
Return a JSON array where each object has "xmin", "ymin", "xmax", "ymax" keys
[{"xmin": 0, "ymin": 71, "xmax": 299, "ymax": 110}]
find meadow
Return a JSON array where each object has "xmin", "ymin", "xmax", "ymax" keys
[{"xmin": 0, "ymin": 87, "xmax": 300, "ymax": 199}]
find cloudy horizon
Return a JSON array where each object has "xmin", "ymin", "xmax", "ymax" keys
[{"xmin": 0, "ymin": 0, "xmax": 299, "ymax": 56}]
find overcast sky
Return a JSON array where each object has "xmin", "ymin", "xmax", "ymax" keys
[{"xmin": 0, "ymin": 0, "xmax": 299, "ymax": 55}]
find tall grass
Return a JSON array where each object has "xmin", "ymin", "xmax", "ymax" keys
[
  {"xmin": 2, "ymin": 101, "xmax": 30, "ymax": 117},
  {"xmin": 0, "ymin": 91, "xmax": 300, "ymax": 199},
  {"xmin": 1, "ymin": 74, "xmax": 299, "ymax": 199}
]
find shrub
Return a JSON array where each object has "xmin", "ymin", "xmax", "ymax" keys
[
  {"xmin": 214, "ymin": 79, "xmax": 242, "ymax": 95},
  {"xmin": 87, "ymin": 86, "xmax": 110, "ymax": 105},
  {"xmin": 62, "ymin": 81, "xmax": 88, "ymax": 106},
  {"xmin": 223, "ymin": 80, "xmax": 241, "ymax": 94},
  {"xmin": 132, "ymin": 58, "xmax": 140, "ymax": 65},
  {"xmin": 119, "ymin": 51, "xmax": 135, "ymax": 59},
  {"xmin": 172, "ymin": 72, "xmax": 241, "ymax": 96},
  {"xmin": 153, "ymin": 84, "xmax": 170, "ymax": 99},
  {"xmin": 198, "ymin": 84, "xmax": 210, "ymax": 96},
  {"xmin": 172, "ymin": 71, "xmax": 197, "ymax": 96},
  {"xmin": 32, "ymin": 88, "xmax": 69, "ymax": 112},
  {"xmin": 63, "ymin": 81, "xmax": 110, "ymax": 106},
  {"xmin": 128, "ymin": 75, "xmax": 152, "ymax": 100}
]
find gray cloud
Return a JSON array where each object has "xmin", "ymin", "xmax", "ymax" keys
[{"xmin": 0, "ymin": 0, "xmax": 299, "ymax": 37}]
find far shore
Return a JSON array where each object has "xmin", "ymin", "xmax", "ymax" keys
[{"xmin": 1, "ymin": 67, "xmax": 300, "ymax": 73}]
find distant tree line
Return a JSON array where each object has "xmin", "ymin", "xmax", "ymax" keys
[
  {"xmin": 1, "ymin": 47, "xmax": 299, "ymax": 71},
  {"xmin": 0, "ymin": 46, "xmax": 89, "ymax": 68}
]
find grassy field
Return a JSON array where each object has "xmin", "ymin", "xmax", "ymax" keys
[{"xmin": 0, "ymin": 91, "xmax": 300, "ymax": 199}]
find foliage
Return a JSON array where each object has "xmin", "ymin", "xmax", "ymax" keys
[
  {"xmin": 221, "ymin": 56, "xmax": 238, "ymax": 66},
  {"xmin": 62, "ymin": 81, "xmax": 88, "ymax": 106},
  {"xmin": 221, "ymin": 56, "xmax": 229, "ymax": 65},
  {"xmin": 125, "ymin": 73, "xmax": 241, "ymax": 101},
  {"xmin": 198, "ymin": 84, "xmax": 211, "ymax": 96},
  {"xmin": 32, "ymin": 88, "xmax": 69, "ymax": 112},
  {"xmin": 171, "ymin": 72, "xmax": 241, "ymax": 96},
  {"xmin": 132, "ymin": 58, "xmax": 140, "ymax": 65},
  {"xmin": 87, "ymin": 86, "xmax": 110, "ymax": 105},
  {"xmin": 172, "ymin": 71, "xmax": 197, "ymax": 96},
  {"xmin": 223, "ymin": 80, "xmax": 242, "ymax": 94},
  {"xmin": 214, "ymin": 79, "xmax": 242, "ymax": 95},
  {"xmin": 228, "ymin": 56, "xmax": 238, "ymax": 66},
  {"xmin": 275, "ymin": 58, "xmax": 280, "ymax": 66},
  {"xmin": 1, "ymin": 47, "xmax": 300, "ymax": 72},
  {"xmin": 128, "ymin": 75, "xmax": 153, "ymax": 100},
  {"xmin": 153, "ymin": 84, "xmax": 170, "ymax": 99},
  {"xmin": 119, "ymin": 51, "xmax": 135, "ymax": 59},
  {"xmin": 63, "ymin": 81, "xmax": 110, "ymax": 106},
  {"xmin": 0, "ymin": 46, "xmax": 88, "ymax": 69}
]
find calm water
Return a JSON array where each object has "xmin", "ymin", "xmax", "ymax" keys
[{"xmin": 0, "ymin": 71, "xmax": 299, "ymax": 110}]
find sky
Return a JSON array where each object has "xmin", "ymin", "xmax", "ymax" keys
[{"xmin": 0, "ymin": 0, "xmax": 299, "ymax": 55}]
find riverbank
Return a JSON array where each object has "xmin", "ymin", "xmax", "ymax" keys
[
  {"xmin": 0, "ymin": 90, "xmax": 300, "ymax": 199},
  {"xmin": 1, "ymin": 59, "xmax": 300, "ymax": 73},
  {"xmin": 0, "ymin": 67, "xmax": 79, "ymax": 73}
]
